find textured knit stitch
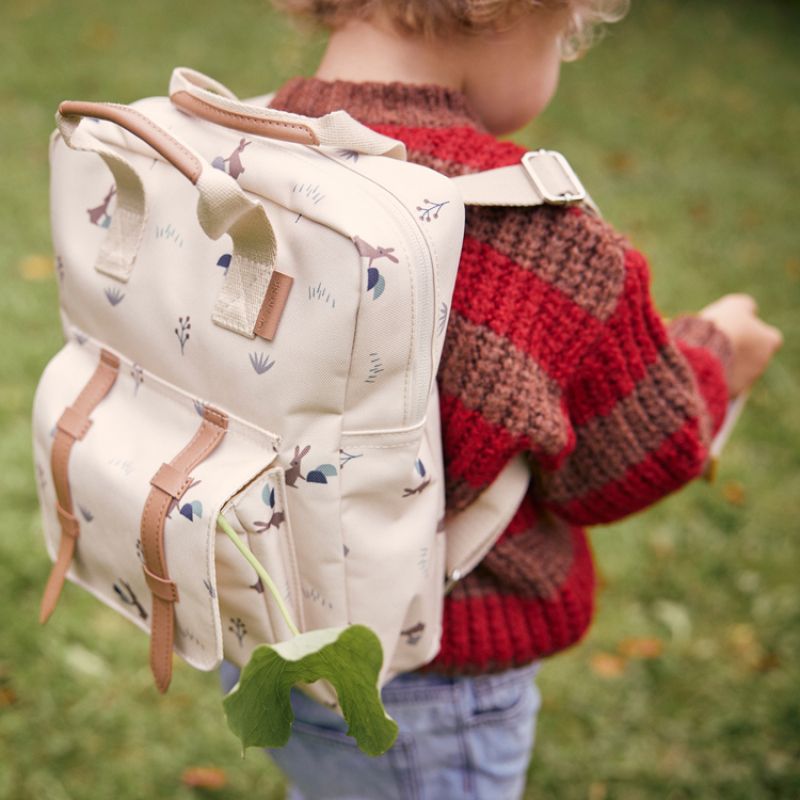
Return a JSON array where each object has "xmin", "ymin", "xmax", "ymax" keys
[{"xmin": 270, "ymin": 79, "xmax": 733, "ymax": 673}]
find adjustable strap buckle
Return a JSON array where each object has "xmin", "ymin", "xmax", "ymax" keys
[{"xmin": 522, "ymin": 150, "xmax": 586, "ymax": 205}]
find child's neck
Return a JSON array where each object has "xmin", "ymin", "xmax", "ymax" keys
[
  {"xmin": 314, "ymin": 11, "xmax": 565, "ymax": 136},
  {"xmin": 315, "ymin": 20, "xmax": 466, "ymax": 92}
]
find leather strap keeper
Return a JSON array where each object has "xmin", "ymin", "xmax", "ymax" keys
[
  {"xmin": 143, "ymin": 564, "xmax": 179, "ymax": 603},
  {"xmin": 140, "ymin": 404, "xmax": 228, "ymax": 693},
  {"xmin": 150, "ymin": 462, "xmax": 192, "ymax": 500},
  {"xmin": 56, "ymin": 406, "xmax": 92, "ymax": 441},
  {"xmin": 39, "ymin": 348, "xmax": 120, "ymax": 625},
  {"xmin": 55, "ymin": 501, "xmax": 80, "ymax": 539}
]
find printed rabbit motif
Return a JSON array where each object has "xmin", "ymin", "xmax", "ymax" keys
[
  {"xmin": 87, "ymin": 186, "xmax": 116, "ymax": 228},
  {"xmin": 212, "ymin": 139, "xmax": 251, "ymax": 180},
  {"xmin": 353, "ymin": 236, "xmax": 399, "ymax": 268},
  {"xmin": 285, "ymin": 445, "xmax": 310, "ymax": 488}
]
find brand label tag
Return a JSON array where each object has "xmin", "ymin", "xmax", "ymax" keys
[{"xmin": 254, "ymin": 270, "xmax": 293, "ymax": 341}]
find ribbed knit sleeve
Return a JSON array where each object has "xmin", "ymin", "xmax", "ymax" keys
[{"xmin": 535, "ymin": 244, "xmax": 732, "ymax": 526}]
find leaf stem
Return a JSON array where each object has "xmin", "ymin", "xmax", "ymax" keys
[{"xmin": 216, "ymin": 514, "xmax": 300, "ymax": 637}]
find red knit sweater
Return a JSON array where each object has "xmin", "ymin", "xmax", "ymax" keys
[{"xmin": 271, "ymin": 79, "xmax": 732, "ymax": 673}]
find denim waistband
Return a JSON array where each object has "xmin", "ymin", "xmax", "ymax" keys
[{"xmin": 381, "ymin": 662, "xmax": 540, "ymax": 704}]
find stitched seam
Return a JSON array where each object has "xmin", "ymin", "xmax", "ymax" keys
[
  {"xmin": 341, "ymin": 441, "xmax": 421, "ymax": 451},
  {"xmin": 179, "ymin": 94, "xmax": 320, "ymax": 143},
  {"xmin": 455, "ymin": 691, "xmax": 474, "ymax": 798},
  {"xmin": 106, "ymin": 103, "xmax": 202, "ymax": 178},
  {"xmin": 272, "ymin": 469, "xmax": 303, "ymax": 630}
]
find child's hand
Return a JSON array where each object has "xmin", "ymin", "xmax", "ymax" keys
[{"xmin": 699, "ymin": 294, "xmax": 783, "ymax": 397}]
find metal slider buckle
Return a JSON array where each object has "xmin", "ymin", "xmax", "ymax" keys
[{"xmin": 522, "ymin": 149, "xmax": 586, "ymax": 205}]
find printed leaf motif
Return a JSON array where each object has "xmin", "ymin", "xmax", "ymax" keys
[
  {"xmin": 306, "ymin": 464, "xmax": 338, "ymax": 484},
  {"xmin": 262, "ymin": 485, "xmax": 276, "ymax": 508},
  {"xmin": 416, "ymin": 199, "xmax": 449, "ymax": 223},
  {"xmin": 415, "ymin": 459, "xmax": 426, "ymax": 478},
  {"xmin": 438, "ymin": 302, "xmax": 449, "ymax": 336},
  {"xmin": 249, "ymin": 352, "xmax": 275, "ymax": 375},
  {"xmin": 217, "ymin": 253, "xmax": 232, "ymax": 273},
  {"xmin": 367, "ymin": 267, "xmax": 379, "ymax": 291},
  {"xmin": 180, "ymin": 500, "xmax": 203, "ymax": 521},
  {"xmin": 104, "ymin": 287, "xmax": 125, "ymax": 306},
  {"xmin": 223, "ymin": 625, "xmax": 398, "ymax": 757},
  {"xmin": 175, "ymin": 316, "xmax": 191, "ymax": 355}
]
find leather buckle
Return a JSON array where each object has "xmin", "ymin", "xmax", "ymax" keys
[{"xmin": 521, "ymin": 150, "xmax": 586, "ymax": 205}]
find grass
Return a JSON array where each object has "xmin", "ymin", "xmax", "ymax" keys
[{"xmin": 0, "ymin": 0, "xmax": 798, "ymax": 798}]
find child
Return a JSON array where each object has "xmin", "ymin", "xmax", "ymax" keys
[{"xmin": 220, "ymin": 1, "xmax": 783, "ymax": 797}]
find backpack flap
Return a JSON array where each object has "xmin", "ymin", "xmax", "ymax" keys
[{"xmin": 33, "ymin": 334, "xmax": 286, "ymax": 691}]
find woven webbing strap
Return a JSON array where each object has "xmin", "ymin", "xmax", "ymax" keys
[
  {"xmin": 39, "ymin": 348, "xmax": 120, "ymax": 624},
  {"xmin": 140, "ymin": 405, "xmax": 228, "ymax": 693}
]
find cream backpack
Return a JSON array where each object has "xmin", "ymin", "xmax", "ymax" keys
[{"xmin": 34, "ymin": 68, "xmax": 587, "ymax": 740}]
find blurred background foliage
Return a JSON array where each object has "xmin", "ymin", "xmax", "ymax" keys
[{"xmin": 0, "ymin": 0, "xmax": 798, "ymax": 798}]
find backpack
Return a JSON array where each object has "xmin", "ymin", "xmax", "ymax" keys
[{"xmin": 33, "ymin": 67, "xmax": 587, "ymax": 752}]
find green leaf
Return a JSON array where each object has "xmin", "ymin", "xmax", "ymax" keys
[{"xmin": 223, "ymin": 625, "xmax": 398, "ymax": 758}]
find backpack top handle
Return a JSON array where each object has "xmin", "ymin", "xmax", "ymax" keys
[
  {"xmin": 59, "ymin": 100, "xmax": 204, "ymax": 185},
  {"xmin": 168, "ymin": 67, "xmax": 407, "ymax": 160}
]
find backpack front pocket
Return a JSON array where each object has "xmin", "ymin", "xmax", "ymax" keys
[
  {"xmin": 216, "ymin": 464, "xmax": 305, "ymax": 667},
  {"xmin": 32, "ymin": 332, "xmax": 289, "ymax": 691}
]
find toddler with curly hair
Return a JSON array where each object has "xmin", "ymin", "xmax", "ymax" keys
[{"xmin": 219, "ymin": 2, "xmax": 782, "ymax": 797}]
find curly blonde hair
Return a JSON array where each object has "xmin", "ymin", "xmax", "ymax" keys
[{"xmin": 274, "ymin": 0, "xmax": 629, "ymax": 59}]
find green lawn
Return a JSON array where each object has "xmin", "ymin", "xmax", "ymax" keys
[{"xmin": 1, "ymin": 1, "xmax": 798, "ymax": 798}]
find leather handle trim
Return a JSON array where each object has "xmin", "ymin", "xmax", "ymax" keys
[
  {"xmin": 171, "ymin": 90, "xmax": 320, "ymax": 146},
  {"xmin": 59, "ymin": 100, "xmax": 203, "ymax": 184},
  {"xmin": 39, "ymin": 348, "xmax": 121, "ymax": 624},
  {"xmin": 140, "ymin": 405, "xmax": 228, "ymax": 693}
]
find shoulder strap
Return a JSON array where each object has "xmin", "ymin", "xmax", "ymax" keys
[
  {"xmin": 444, "ymin": 454, "xmax": 530, "ymax": 591},
  {"xmin": 452, "ymin": 149, "xmax": 600, "ymax": 215},
  {"xmin": 443, "ymin": 151, "xmax": 599, "ymax": 589}
]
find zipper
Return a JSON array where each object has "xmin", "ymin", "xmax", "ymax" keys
[{"xmin": 314, "ymin": 149, "xmax": 439, "ymax": 427}]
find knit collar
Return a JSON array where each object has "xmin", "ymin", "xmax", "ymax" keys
[{"xmin": 269, "ymin": 77, "xmax": 487, "ymax": 131}]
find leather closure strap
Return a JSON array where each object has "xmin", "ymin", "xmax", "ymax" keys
[
  {"xmin": 39, "ymin": 348, "xmax": 121, "ymax": 624},
  {"xmin": 140, "ymin": 405, "xmax": 228, "ymax": 693}
]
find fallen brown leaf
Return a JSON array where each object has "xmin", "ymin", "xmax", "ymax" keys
[
  {"xmin": 756, "ymin": 652, "xmax": 781, "ymax": 673},
  {"xmin": 618, "ymin": 637, "xmax": 664, "ymax": 660},
  {"xmin": 0, "ymin": 685, "xmax": 17, "ymax": 707},
  {"xmin": 588, "ymin": 781, "xmax": 608, "ymax": 800},
  {"xmin": 18, "ymin": 254, "xmax": 54, "ymax": 281},
  {"xmin": 722, "ymin": 481, "xmax": 746, "ymax": 506},
  {"xmin": 84, "ymin": 21, "xmax": 117, "ymax": 50},
  {"xmin": 728, "ymin": 623, "xmax": 764, "ymax": 669},
  {"xmin": 606, "ymin": 151, "xmax": 635, "ymax": 175},
  {"xmin": 181, "ymin": 767, "xmax": 227, "ymax": 790},
  {"xmin": 649, "ymin": 530, "xmax": 675, "ymax": 560},
  {"xmin": 689, "ymin": 202, "xmax": 711, "ymax": 225},
  {"xmin": 590, "ymin": 652, "xmax": 626, "ymax": 678}
]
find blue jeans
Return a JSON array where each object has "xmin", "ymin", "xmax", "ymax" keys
[{"xmin": 219, "ymin": 660, "xmax": 541, "ymax": 800}]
